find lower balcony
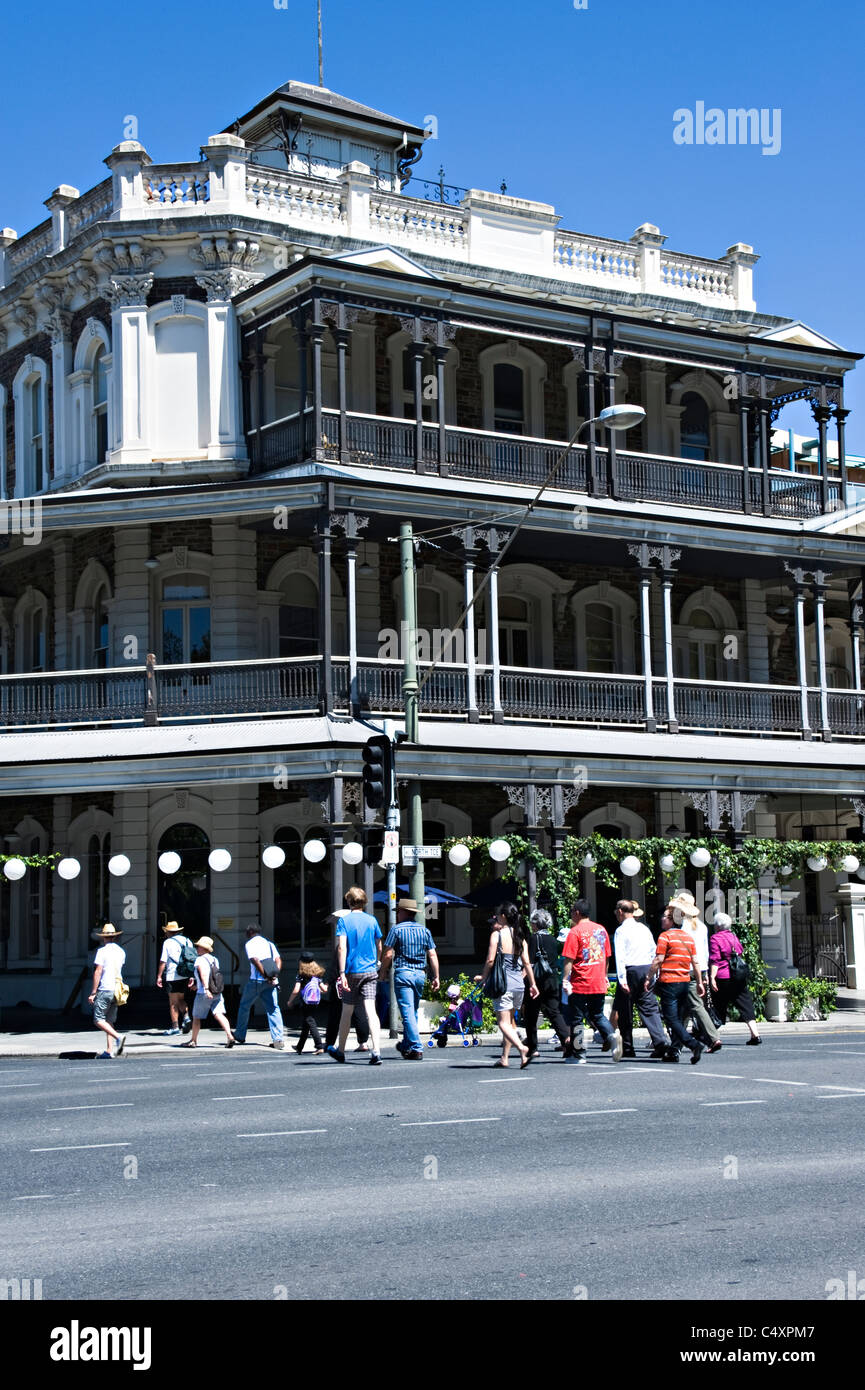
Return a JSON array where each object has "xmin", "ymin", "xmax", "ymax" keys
[
  {"xmin": 0, "ymin": 657, "xmax": 862, "ymax": 741},
  {"xmin": 253, "ymin": 409, "xmax": 845, "ymax": 519}
]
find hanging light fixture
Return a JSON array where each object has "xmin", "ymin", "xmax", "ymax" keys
[
  {"xmin": 208, "ymin": 849, "xmax": 232, "ymax": 873},
  {"xmin": 57, "ymin": 857, "xmax": 82, "ymax": 881},
  {"xmin": 488, "ymin": 839, "xmax": 511, "ymax": 863},
  {"xmin": 158, "ymin": 851, "xmax": 181, "ymax": 875},
  {"xmin": 448, "ymin": 844, "xmax": 470, "ymax": 868},
  {"xmin": 582, "ymin": 852, "xmax": 596, "ymax": 869},
  {"xmin": 659, "ymin": 853, "xmax": 676, "ymax": 874},
  {"xmin": 262, "ymin": 845, "xmax": 286, "ymax": 870},
  {"xmin": 3, "ymin": 858, "xmax": 26, "ymax": 881},
  {"xmin": 342, "ymin": 842, "xmax": 363, "ymax": 866},
  {"xmin": 303, "ymin": 839, "xmax": 327, "ymax": 864},
  {"xmin": 690, "ymin": 847, "xmax": 712, "ymax": 869},
  {"xmin": 619, "ymin": 854, "xmax": 641, "ymax": 878},
  {"xmin": 108, "ymin": 854, "xmax": 132, "ymax": 877}
]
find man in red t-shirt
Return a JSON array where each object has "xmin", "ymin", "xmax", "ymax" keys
[
  {"xmin": 647, "ymin": 908, "xmax": 705, "ymax": 1064},
  {"xmin": 561, "ymin": 899, "xmax": 622, "ymax": 1063}
]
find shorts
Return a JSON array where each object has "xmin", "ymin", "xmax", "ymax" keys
[
  {"xmin": 192, "ymin": 991, "xmax": 226, "ymax": 1020},
  {"xmin": 93, "ymin": 991, "xmax": 118, "ymax": 1025},
  {"xmin": 347, "ymin": 971, "xmax": 378, "ymax": 1006},
  {"xmin": 167, "ymin": 977, "xmax": 192, "ymax": 995},
  {"xmin": 493, "ymin": 989, "xmax": 524, "ymax": 1015}
]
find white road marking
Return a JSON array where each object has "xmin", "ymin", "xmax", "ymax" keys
[
  {"xmin": 212, "ymin": 1094, "xmax": 285, "ymax": 1101},
  {"xmin": 690, "ymin": 1073, "xmax": 746, "ymax": 1080},
  {"xmin": 47, "ymin": 1103, "xmax": 134, "ymax": 1111},
  {"xmin": 817, "ymin": 1093, "xmax": 865, "ymax": 1100},
  {"xmin": 701, "ymin": 1100, "xmax": 767, "ymax": 1107},
  {"xmin": 30, "ymin": 1141, "xmax": 132, "ymax": 1152},
  {"xmin": 237, "ymin": 1129, "xmax": 327, "ymax": 1138},
  {"xmin": 0, "ymin": 1083, "xmax": 42, "ymax": 1089},
  {"xmin": 817, "ymin": 1084, "xmax": 865, "ymax": 1092},
  {"xmin": 399, "ymin": 1117, "xmax": 500, "ymax": 1127},
  {"xmin": 342, "ymin": 1086, "xmax": 411, "ymax": 1092},
  {"xmin": 751, "ymin": 1078, "xmax": 810, "ymax": 1086},
  {"xmin": 13, "ymin": 1194, "xmax": 54, "ymax": 1200},
  {"xmin": 478, "ymin": 1078, "xmax": 535, "ymax": 1084},
  {"xmin": 561, "ymin": 1108, "xmax": 638, "ymax": 1117}
]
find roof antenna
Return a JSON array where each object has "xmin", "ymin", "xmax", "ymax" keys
[{"xmin": 317, "ymin": 0, "xmax": 324, "ymax": 87}]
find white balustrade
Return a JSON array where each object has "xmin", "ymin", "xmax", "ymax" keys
[
  {"xmin": 144, "ymin": 164, "xmax": 210, "ymax": 207},
  {"xmin": 246, "ymin": 168, "xmax": 345, "ymax": 226},
  {"xmin": 554, "ymin": 232, "xmax": 638, "ymax": 283},
  {"xmin": 659, "ymin": 252, "xmax": 734, "ymax": 302},
  {"xmin": 370, "ymin": 192, "xmax": 466, "ymax": 251},
  {"xmin": 64, "ymin": 179, "xmax": 114, "ymax": 240}
]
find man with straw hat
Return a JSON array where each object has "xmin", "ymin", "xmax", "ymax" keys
[
  {"xmin": 380, "ymin": 898, "xmax": 440, "ymax": 1061},
  {"xmin": 666, "ymin": 892, "xmax": 722, "ymax": 1055},
  {"xmin": 155, "ymin": 920, "xmax": 195, "ymax": 1036},
  {"xmin": 88, "ymin": 923, "xmax": 127, "ymax": 1058},
  {"xmin": 612, "ymin": 899, "xmax": 669, "ymax": 1059}
]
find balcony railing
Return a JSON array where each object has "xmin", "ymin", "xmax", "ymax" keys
[
  {"xmin": 250, "ymin": 409, "xmax": 846, "ymax": 518},
  {"xmin": 0, "ymin": 658, "xmax": 858, "ymax": 742}
]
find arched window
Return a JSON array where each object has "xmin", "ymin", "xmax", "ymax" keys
[
  {"xmin": 676, "ymin": 607, "xmax": 721, "ymax": 680},
  {"xmin": 93, "ymin": 585, "xmax": 110, "ymax": 668},
  {"xmin": 161, "ymin": 574, "xmax": 211, "ymax": 664},
  {"xmin": 585, "ymin": 602, "xmax": 616, "ymax": 673},
  {"xmin": 681, "ymin": 391, "xmax": 710, "ymax": 461},
  {"xmin": 156, "ymin": 823, "xmax": 211, "ymax": 941},
  {"xmin": 493, "ymin": 363, "xmax": 525, "ymax": 434},
  {"xmin": 573, "ymin": 583, "xmax": 637, "ymax": 676},
  {"xmin": 279, "ymin": 574, "xmax": 319, "ymax": 657},
  {"xmin": 400, "ymin": 345, "xmax": 436, "ymax": 421},
  {"xmin": 498, "ymin": 595, "xmax": 531, "ymax": 667},
  {"xmin": 14, "ymin": 591, "xmax": 49, "ymax": 674},
  {"xmin": 87, "ymin": 831, "xmax": 111, "ymax": 933},
  {"xmin": 92, "ymin": 343, "xmax": 109, "ymax": 462}
]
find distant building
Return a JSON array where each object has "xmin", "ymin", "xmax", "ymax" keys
[{"xmin": 0, "ymin": 80, "xmax": 863, "ymax": 1006}]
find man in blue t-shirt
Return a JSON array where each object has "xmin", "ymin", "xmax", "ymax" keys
[{"xmin": 327, "ymin": 886, "xmax": 384, "ymax": 1065}]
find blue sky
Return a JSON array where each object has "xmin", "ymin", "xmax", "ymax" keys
[{"xmin": 2, "ymin": 0, "xmax": 863, "ymax": 445}]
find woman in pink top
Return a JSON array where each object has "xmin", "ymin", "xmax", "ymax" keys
[{"xmin": 708, "ymin": 913, "xmax": 761, "ymax": 1045}]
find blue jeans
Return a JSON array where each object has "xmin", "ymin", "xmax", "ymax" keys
[
  {"xmin": 394, "ymin": 968, "xmax": 426, "ymax": 1054},
  {"xmin": 234, "ymin": 979, "xmax": 284, "ymax": 1043},
  {"xmin": 658, "ymin": 981, "xmax": 700, "ymax": 1054}
]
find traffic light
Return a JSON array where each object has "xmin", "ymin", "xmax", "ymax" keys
[
  {"xmin": 362, "ymin": 824, "xmax": 385, "ymax": 867},
  {"xmin": 362, "ymin": 733, "xmax": 393, "ymax": 812}
]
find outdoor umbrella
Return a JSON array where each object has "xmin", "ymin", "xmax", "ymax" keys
[{"xmin": 372, "ymin": 883, "xmax": 471, "ymax": 907}]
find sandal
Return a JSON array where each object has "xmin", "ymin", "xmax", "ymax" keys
[
  {"xmin": 179, "ymin": 1040, "xmax": 197, "ymax": 1048},
  {"xmin": 493, "ymin": 1059, "xmax": 509, "ymax": 1068},
  {"xmin": 520, "ymin": 1050, "xmax": 534, "ymax": 1070}
]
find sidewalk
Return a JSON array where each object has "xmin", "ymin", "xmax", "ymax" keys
[{"xmin": 0, "ymin": 1013, "xmax": 863, "ymax": 1058}]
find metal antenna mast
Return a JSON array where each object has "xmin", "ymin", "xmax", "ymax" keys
[{"xmin": 317, "ymin": 0, "xmax": 324, "ymax": 86}]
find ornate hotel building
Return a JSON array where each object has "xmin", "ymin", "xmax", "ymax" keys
[{"xmin": 1, "ymin": 80, "xmax": 863, "ymax": 1007}]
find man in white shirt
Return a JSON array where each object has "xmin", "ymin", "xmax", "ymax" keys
[
  {"xmin": 668, "ymin": 892, "xmax": 722, "ymax": 1054},
  {"xmin": 155, "ymin": 920, "xmax": 194, "ymax": 1035},
  {"xmin": 233, "ymin": 923, "xmax": 285, "ymax": 1049},
  {"xmin": 612, "ymin": 899, "xmax": 669, "ymax": 1059},
  {"xmin": 88, "ymin": 923, "xmax": 127, "ymax": 1058}
]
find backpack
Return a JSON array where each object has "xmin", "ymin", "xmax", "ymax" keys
[
  {"xmin": 532, "ymin": 933, "xmax": 555, "ymax": 988},
  {"xmin": 301, "ymin": 976, "xmax": 321, "ymax": 1006},
  {"xmin": 207, "ymin": 956, "xmax": 225, "ymax": 995},
  {"xmin": 175, "ymin": 937, "xmax": 197, "ymax": 980},
  {"xmin": 727, "ymin": 948, "xmax": 749, "ymax": 985}
]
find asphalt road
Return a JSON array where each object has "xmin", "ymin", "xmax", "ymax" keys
[{"xmin": 1, "ymin": 1032, "xmax": 864, "ymax": 1302}]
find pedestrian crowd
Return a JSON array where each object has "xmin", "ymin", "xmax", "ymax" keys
[{"xmin": 88, "ymin": 887, "xmax": 761, "ymax": 1061}]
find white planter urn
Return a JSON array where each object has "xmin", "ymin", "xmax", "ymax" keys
[{"xmin": 765, "ymin": 989, "xmax": 790, "ymax": 1022}]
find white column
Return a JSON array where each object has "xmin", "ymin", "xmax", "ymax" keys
[
  {"xmin": 813, "ymin": 578, "xmax": 831, "ymax": 736},
  {"xmin": 49, "ymin": 319, "xmax": 72, "ymax": 485},
  {"xmin": 720, "ymin": 243, "xmax": 759, "ymax": 314},
  {"xmin": 464, "ymin": 550, "xmax": 478, "ymax": 722},
  {"xmin": 203, "ymin": 297, "xmax": 247, "ymax": 459},
  {"xmin": 488, "ymin": 563, "xmax": 503, "ymax": 723},
  {"xmin": 347, "ymin": 542, "xmax": 358, "ymax": 709},
  {"xmin": 107, "ymin": 279, "xmax": 153, "ymax": 465},
  {"xmin": 638, "ymin": 569, "xmax": 655, "ymax": 730},
  {"xmin": 661, "ymin": 568, "xmax": 677, "ymax": 732},
  {"xmin": 629, "ymin": 223, "xmax": 666, "ymax": 296},
  {"xmin": 342, "ymin": 162, "xmax": 374, "ymax": 239},
  {"xmin": 793, "ymin": 579, "xmax": 812, "ymax": 738},
  {"xmin": 834, "ymin": 884, "xmax": 865, "ymax": 990}
]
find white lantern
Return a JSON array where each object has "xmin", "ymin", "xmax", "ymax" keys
[
  {"xmin": 689, "ymin": 847, "xmax": 712, "ymax": 869},
  {"xmin": 841, "ymin": 854, "xmax": 860, "ymax": 874},
  {"xmin": 857, "ymin": 866, "xmax": 865, "ymax": 882},
  {"xmin": 108, "ymin": 854, "xmax": 131, "ymax": 878},
  {"xmin": 3, "ymin": 858, "xmax": 26, "ymax": 881},
  {"xmin": 57, "ymin": 857, "xmax": 81, "ymax": 881},
  {"xmin": 807, "ymin": 855, "xmax": 827, "ymax": 873},
  {"xmin": 158, "ymin": 851, "xmax": 181, "ymax": 875},
  {"xmin": 261, "ymin": 845, "xmax": 286, "ymax": 870},
  {"xmin": 488, "ymin": 839, "xmax": 511, "ymax": 863},
  {"xmin": 619, "ymin": 855, "xmax": 641, "ymax": 878},
  {"xmin": 448, "ymin": 844, "xmax": 471, "ymax": 868},
  {"xmin": 659, "ymin": 854, "xmax": 676, "ymax": 874},
  {"xmin": 779, "ymin": 864, "xmax": 793, "ymax": 877},
  {"xmin": 208, "ymin": 849, "xmax": 231, "ymax": 873},
  {"xmin": 303, "ymin": 839, "xmax": 327, "ymax": 864},
  {"xmin": 342, "ymin": 842, "xmax": 363, "ymax": 866},
  {"xmin": 582, "ymin": 853, "xmax": 596, "ymax": 870}
]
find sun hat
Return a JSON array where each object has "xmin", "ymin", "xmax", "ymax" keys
[
  {"xmin": 446, "ymin": 984, "xmax": 461, "ymax": 999},
  {"xmin": 397, "ymin": 898, "xmax": 419, "ymax": 912},
  {"xmin": 94, "ymin": 923, "xmax": 123, "ymax": 939},
  {"xmin": 195, "ymin": 936, "xmax": 215, "ymax": 951},
  {"xmin": 667, "ymin": 891, "xmax": 700, "ymax": 918},
  {"xmin": 163, "ymin": 920, "xmax": 181, "ymax": 933}
]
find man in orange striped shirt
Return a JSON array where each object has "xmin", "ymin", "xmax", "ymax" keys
[{"xmin": 646, "ymin": 908, "xmax": 706, "ymax": 1065}]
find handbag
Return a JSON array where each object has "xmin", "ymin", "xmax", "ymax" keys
[
  {"xmin": 532, "ymin": 934, "xmax": 555, "ymax": 989},
  {"xmin": 482, "ymin": 941, "xmax": 508, "ymax": 999},
  {"xmin": 727, "ymin": 948, "xmax": 749, "ymax": 985},
  {"xmin": 113, "ymin": 975, "xmax": 130, "ymax": 1006}
]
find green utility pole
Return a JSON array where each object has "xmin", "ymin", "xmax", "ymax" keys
[{"xmin": 399, "ymin": 523, "xmax": 425, "ymax": 920}]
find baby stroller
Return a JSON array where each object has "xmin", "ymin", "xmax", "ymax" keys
[{"xmin": 427, "ymin": 985, "xmax": 484, "ymax": 1048}]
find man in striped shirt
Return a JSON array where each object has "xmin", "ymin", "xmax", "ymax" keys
[
  {"xmin": 646, "ymin": 910, "xmax": 706, "ymax": 1065},
  {"xmin": 380, "ymin": 899, "xmax": 440, "ymax": 1060}
]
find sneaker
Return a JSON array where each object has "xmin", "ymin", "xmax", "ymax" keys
[
  {"xmin": 369, "ymin": 1052, "xmax": 382, "ymax": 1066},
  {"xmin": 162, "ymin": 1027, "xmax": 181, "ymax": 1036},
  {"xmin": 115, "ymin": 1034, "xmax": 127, "ymax": 1057},
  {"xmin": 662, "ymin": 1050, "xmax": 680, "ymax": 1064},
  {"xmin": 650, "ymin": 1044, "xmax": 669, "ymax": 1059},
  {"xmin": 181, "ymin": 1017, "xmax": 193, "ymax": 1034},
  {"xmin": 610, "ymin": 1030, "xmax": 624, "ymax": 1063},
  {"xmin": 690, "ymin": 1043, "xmax": 704, "ymax": 1066},
  {"xmin": 746, "ymin": 1036, "xmax": 763, "ymax": 1046},
  {"xmin": 622, "ymin": 1048, "xmax": 637, "ymax": 1060},
  {"xmin": 326, "ymin": 1045, "xmax": 346, "ymax": 1063},
  {"xmin": 565, "ymin": 1052, "xmax": 587, "ymax": 1065},
  {"xmin": 96, "ymin": 1051, "xmax": 113, "ymax": 1059},
  {"xmin": 404, "ymin": 1050, "xmax": 423, "ymax": 1061},
  {"xmin": 270, "ymin": 1040, "xmax": 286, "ymax": 1051}
]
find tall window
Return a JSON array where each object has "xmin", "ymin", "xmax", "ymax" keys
[
  {"xmin": 27, "ymin": 378, "xmax": 45, "ymax": 493},
  {"xmin": 585, "ymin": 602, "xmax": 616, "ymax": 673},
  {"xmin": 93, "ymin": 586, "xmax": 110, "ymax": 668},
  {"xmin": 676, "ymin": 608, "xmax": 721, "ymax": 680},
  {"xmin": 87, "ymin": 831, "xmax": 111, "ymax": 934},
  {"xmin": 493, "ymin": 364, "xmax": 525, "ymax": 434},
  {"xmin": 93, "ymin": 344, "xmax": 109, "ymax": 462},
  {"xmin": 279, "ymin": 575, "xmax": 318, "ymax": 657},
  {"xmin": 498, "ymin": 595, "xmax": 531, "ymax": 667},
  {"xmin": 400, "ymin": 345, "xmax": 435, "ymax": 421},
  {"xmin": 161, "ymin": 575, "xmax": 211, "ymax": 664},
  {"xmin": 31, "ymin": 607, "xmax": 46, "ymax": 673},
  {"xmin": 157, "ymin": 824, "xmax": 210, "ymax": 942},
  {"xmin": 681, "ymin": 391, "xmax": 710, "ymax": 461}
]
